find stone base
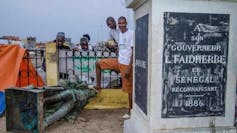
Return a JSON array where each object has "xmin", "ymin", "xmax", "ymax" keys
[
  {"xmin": 157, "ymin": 127, "xmax": 236, "ymax": 133},
  {"xmin": 125, "ymin": 119, "xmax": 236, "ymax": 133},
  {"xmin": 124, "ymin": 110, "xmax": 236, "ymax": 133},
  {"xmin": 124, "ymin": 109, "xmax": 149, "ymax": 133}
]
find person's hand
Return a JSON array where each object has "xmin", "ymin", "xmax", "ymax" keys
[
  {"xmin": 105, "ymin": 42, "xmax": 112, "ymax": 48},
  {"xmin": 106, "ymin": 40, "xmax": 116, "ymax": 48}
]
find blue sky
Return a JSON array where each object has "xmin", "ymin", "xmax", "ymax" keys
[{"xmin": 0, "ymin": 0, "xmax": 134, "ymax": 44}]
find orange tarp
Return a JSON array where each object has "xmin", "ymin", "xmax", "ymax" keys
[
  {"xmin": 16, "ymin": 55, "xmax": 45, "ymax": 87},
  {"xmin": 0, "ymin": 45, "xmax": 44, "ymax": 91}
]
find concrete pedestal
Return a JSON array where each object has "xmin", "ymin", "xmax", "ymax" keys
[
  {"xmin": 46, "ymin": 42, "xmax": 59, "ymax": 86},
  {"xmin": 124, "ymin": 0, "xmax": 237, "ymax": 133}
]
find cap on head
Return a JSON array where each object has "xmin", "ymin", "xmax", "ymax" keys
[{"xmin": 56, "ymin": 32, "xmax": 65, "ymax": 38}]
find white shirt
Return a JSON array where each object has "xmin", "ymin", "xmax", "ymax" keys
[
  {"xmin": 109, "ymin": 29, "xmax": 119, "ymax": 44},
  {"xmin": 118, "ymin": 30, "xmax": 134, "ymax": 65},
  {"xmin": 76, "ymin": 45, "xmax": 92, "ymax": 51}
]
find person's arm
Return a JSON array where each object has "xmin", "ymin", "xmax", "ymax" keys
[
  {"xmin": 105, "ymin": 30, "xmax": 119, "ymax": 52},
  {"xmin": 105, "ymin": 40, "xmax": 118, "ymax": 53}
]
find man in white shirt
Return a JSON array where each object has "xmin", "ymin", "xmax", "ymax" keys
[
  {"xmin": 94, "ymin": 16, "xmax": 133, "ymax": 117},
  {"xmin": 94, "ymin": 17, "xmax": 120, "ymax": 90},
  {"xmin": 106, "ymin": 17, "xmax": 120, "ymax": 52},
  {"xmin": 117, "ymin": 16, "xmax": 133, "ymax": 117},
  {"xmin": 106, "ymin": 17, "xmax": 119, "ymax": 43}
]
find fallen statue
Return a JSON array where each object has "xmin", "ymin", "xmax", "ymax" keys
[
  {"xmin": 5, "ymin": 78, "xmax": 97, "ymax": 133},
  {"xmin": 43, "ymin": 79, "xmax": 97, "ymax": 128}
]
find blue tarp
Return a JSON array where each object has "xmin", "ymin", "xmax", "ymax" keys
[{"xmin": 0, "ymin": 91, "xmax": 5, "ymax": 116}]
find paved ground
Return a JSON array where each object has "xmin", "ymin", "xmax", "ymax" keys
[{"xmin": 0, "ymin": 109, "xmax": 127, "ymax": 133}]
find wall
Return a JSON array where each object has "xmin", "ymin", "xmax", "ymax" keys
[{"xmin": 124, "ymin": 1, "xmax": 151, "ymax": 133}]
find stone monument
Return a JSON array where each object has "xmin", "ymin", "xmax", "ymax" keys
[{"xmin": 124, "ymin": 0, "xmax": 237, "ymax": 132}]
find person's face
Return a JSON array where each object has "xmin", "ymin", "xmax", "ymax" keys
[
  {"xmin": 57, "ymin": 36, "xmax": 65, "ymax": 46},
  {"xmin": 81, "ymin": 40, "xmax": 87, "ymax": 45},
  {"xmin": 107, "ymin": 20, "xmax": 116, "ymax": 29},
  {"xmin": 118, "ymin": 18, "xmax": 127, "ymax": 33},
  {"xmin": 80, "ymin": 41, "xmax": 88, "ymax": 50}
]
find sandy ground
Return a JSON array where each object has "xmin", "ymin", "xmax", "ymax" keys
[{"xmin": 0, "ymin": 109, "xmax": 128, "ymax": 133}]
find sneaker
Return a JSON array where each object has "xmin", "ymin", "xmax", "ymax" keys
[{"xmin": 122, "ymin": 114, "xmax": 130, "ymax": 119}]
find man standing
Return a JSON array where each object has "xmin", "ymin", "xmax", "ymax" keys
[
  {"xmin": 106, "ymin": 17, "xmax": 119, "ymax": 43},
  {"xmin": 117, "ymin": 16, "xmax": 133, "ymax": 118},
  {"xmin": 55, "ymin": 32, "xmax": 70, "ymax": 50},
  {"xmin": 94, "ymin": 16, "xmax": 134, "ymax": 117},
  {"xmin": 94, "ymin": 17, "xmax": 119, "ymax": 91},
  {"xmin": 55, "ymin": 32, "xmax": 70, "ymax": 79},
  {"xmin": 106, "ymin": 17, "xmax": 120, "ymax": 52}
]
